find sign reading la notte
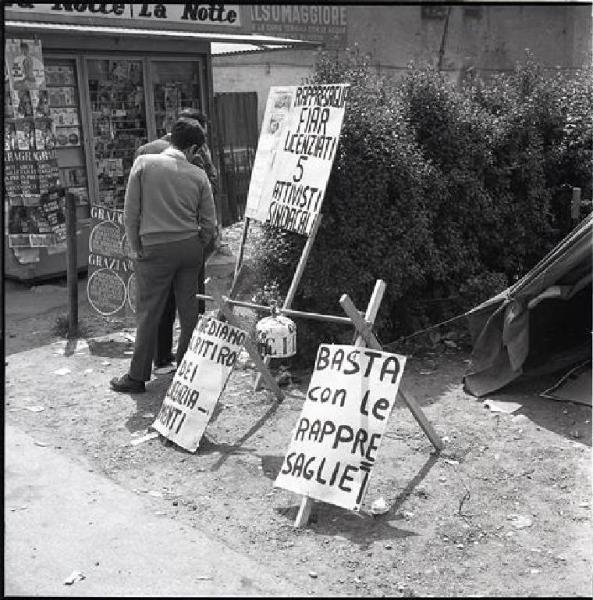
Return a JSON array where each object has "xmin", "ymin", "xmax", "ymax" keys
[{"xmin": 5, "ymin": 3, "xmax": 243, "ymax": 26}]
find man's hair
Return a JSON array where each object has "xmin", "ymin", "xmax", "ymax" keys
[
  {"xmin": 178, "ymin": 108, "xmax": 207, "ymax": 128},
  {"xmin": 170, "ymin": 118, "xmax": 205, "ymax": 150}
]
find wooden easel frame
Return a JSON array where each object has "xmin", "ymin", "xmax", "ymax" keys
[
  {"xmin": 293, "ymin": 279, "xmax": 386, "ymax": 526},
  {"xmin": 293, "ymin": 280, "xmax": 443, "ymax": 527},
  {"xmin": 207, "ymin": 279, "xmax": 284, "ymax": 401},
  {"xmin": 254, "ymin": 213, "xmax": 323, "ymax": 391},
  {"xmin": 222, "ymin": 212, "xmax": 324, "ymax": 393}
]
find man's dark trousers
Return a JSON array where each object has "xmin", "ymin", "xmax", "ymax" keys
[
  {"xmin": 154, "ymin": 240, "xmax": 212, "ymax": 365},
  {"xmin": 130, "ymin": 235, "xmax": 203, "ymax": 382}
]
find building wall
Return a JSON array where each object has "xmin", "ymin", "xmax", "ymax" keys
[
  {"xmin": 214, "ymin": 50, "xmax": 314, "ymax": 125},
  {"xmin": 213, "ymin": 4, "xmax": 592, "ymax": 128},
  {"xmin": 347, "ymin": 4, "xmax": 591, "ymax": 75}
]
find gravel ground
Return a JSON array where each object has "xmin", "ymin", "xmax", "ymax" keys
[{"xmin": 5, "ymin": 219, "xmax": 592, "ymax": 597}]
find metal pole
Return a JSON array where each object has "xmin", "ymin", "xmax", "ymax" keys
[
  {"xmin": 195, "ymin": 292, "xmax": 354, "ymax": 325},
  {"xmin": 65, "ymin": 193, "xmax": 78, "ymax": 338}
]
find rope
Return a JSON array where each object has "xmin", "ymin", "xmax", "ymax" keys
[{"xmin": 382, "ymin": 310, "xmax": 469, "ymax": 350}]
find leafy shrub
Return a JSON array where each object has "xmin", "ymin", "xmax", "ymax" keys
[{"xmin": 252, "ymin": 49, "xmax": 593, "ymax": 362}]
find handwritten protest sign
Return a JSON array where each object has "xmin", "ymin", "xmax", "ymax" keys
[
  {"xmin": 274, "ymin": 344, "xmax": 406, "ymax": 511},
  {"xmin": 245, "ymin": 84, "xmax": 348, "ymax": 236},
  {"xmin": 152, "ymin": 316, "xmax": 247, "ymax": 452},
  {"xmin": 86, "ymin": 206, "xmax": 135, "ymax": 317}
]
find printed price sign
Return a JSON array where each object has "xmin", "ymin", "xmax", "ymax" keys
[
  {"xmin": 274, "ymin": 344, "xmax": 406, "ymax": 511},
  {"xmin": 153, "ymin": 316, "xmax": 247, "ymax": 452},
  {"xmin": 245, "ymin": 84, "xmax": 348, "ymax": 236}
]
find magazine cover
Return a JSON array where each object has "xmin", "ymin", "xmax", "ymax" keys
[
  {"xmin": 34, "ymin": 118, "xmax": 56, "ymax": 151},
  {"xmin": 5, "ymin": 120, "xmax": 18, "ymax": 151},
  {"xmin": 13, "ymin": 89, "xmax": 34, "ymax": 117},
  {"xmin": 32, "ymin": 89, "xmax": 51, "ymax": 117},
  {"xmin": 15, "ymin": 118, "xmax": 36, "ymax": 151}
]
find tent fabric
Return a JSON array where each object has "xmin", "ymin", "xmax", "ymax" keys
[
  {"xmin": 464, "ymin": 214, "xmax": 593, "ymax": 397},
  {"xmin": 541, "ymin": 361, "xmax": 592, "ymax": 406}
]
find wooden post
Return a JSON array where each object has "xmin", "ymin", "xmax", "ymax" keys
[
  {"xmin": 208, "ymin": 280, "xmax": 284, "ymax": 401},
  {"xmin": 65, "ymin": 193, "xmax": 78, "ymax": 339},
  {"xmin": 231, "ymin": 217, "xmax": 250, "ymax": 290},
  {"xmin": 339, "ymin": 295, "xmax": 444, "ymax": 453},
  {"xmin": 294, "ymin": 279, "xmax": 386, "ymax": 528},
  {"xmin": 255, "ymin": 214, "xmax": 323, "ymax": 391},
  {"xmin": 571, "ymin": 187, "xmax": 582, "ymax": 226}
]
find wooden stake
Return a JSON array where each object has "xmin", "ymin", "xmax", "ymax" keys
[
  {"xmin": 255, "ymin": 214, "xmax": 323, "ymax": 391},
  {"xmin": 65, "ymin": 193, "xmax": 78, "ymax": 339},
  {"xmin": 208, "ymin": 280, "xmax": 284, "ymax": 401},
  {"xmin": 231, "ymin": 217, "xmax": 250, "ymax": 290},
  {"xmin": 571, "ymin": 187, "xmax": 582, "ymax": 226},
  {"xmin": 339, "ymin": 295, "xmax": 443, "ymax": 453},
  {"xmin": 294, "ymin": 279, "xmax": 386, "ymax": 528}
]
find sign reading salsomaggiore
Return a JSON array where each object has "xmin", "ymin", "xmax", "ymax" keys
[
  {"xmin": 152, "ymin": 316, "xmax": 247, "ymax": 452},
  {"xmin": 250, "ymin": 5, "xmax": 348, "ymax": 49},
  {"xmin": 244, "ymin": 84, "xmax": 348, "ymax": 236},
  {"xmin": 274, "ymin": 344, "xmax": 406, "ymax": 511},
  {"xmin": 86, "ymin": 206, "xmax": 135, "ymax": 317}
]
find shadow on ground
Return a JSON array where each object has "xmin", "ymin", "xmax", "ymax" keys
[{"xmin": 487, "ymin": 373, "xmax": 592, "ymax": 447}]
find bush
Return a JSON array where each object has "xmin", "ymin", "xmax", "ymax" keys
[{"xmin": 252, "ymin": 49, "xmax": 593, "ymax": 362}]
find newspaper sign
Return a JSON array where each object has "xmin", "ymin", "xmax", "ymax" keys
[
  {"xmin": 274, "ymin": 344, "xmax": 406, "ymax": 511},
  {"xmin": 153, "ymin": 316, "xmax": 247, "ymax": 452},
  {"xmin": 245, "ymin": 84, "xmax": 348, "ymax": 236}
]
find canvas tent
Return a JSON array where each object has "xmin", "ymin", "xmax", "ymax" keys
[{"xmin": 464, "ymin": 214, "xmax": 592, "ymax": 402}]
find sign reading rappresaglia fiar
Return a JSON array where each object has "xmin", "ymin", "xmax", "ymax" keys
[
  {"xmin": 274, "ymin": 344, "xmax": 406, "ymax": 511},
  {"xmin": 244, "ymin": 84, "xmax": 348, "ymax": 236},
  {"xmin": 152, "ymin": 316, "xmax": 247, "ymax": 452}
]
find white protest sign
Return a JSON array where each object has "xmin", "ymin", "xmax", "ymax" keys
[
  {"xmin": 274, "ymin": 344, "xmax": 406, "ymax": 511},
  {"xmin": 152, "ymin": 316, "xmax": 247, "ymax": 452},
  {"xmin": 245, "ymin": 84, "xmax": 348, "ymax": 235}
]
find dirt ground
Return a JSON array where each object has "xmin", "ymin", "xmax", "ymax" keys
[{"xmin": 5, "ymin": 222, "xmax": 592, "ymax": 597}]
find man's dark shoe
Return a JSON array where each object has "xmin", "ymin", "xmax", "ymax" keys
[{"xmin": 110, "ymin": 374, "xmax": 145, "ymax": 393}]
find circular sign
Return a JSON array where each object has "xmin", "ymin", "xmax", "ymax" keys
[
  {"xmin": 87, "ymin": 268, "xmax": 126, "ymax": 316},
  {"xmin": 89, "ymin": 220, "xmax": 123, "ymax": 256},
  {"xmin": 127, "ymin": 272, "xmax": 137, "ymax": 314}
]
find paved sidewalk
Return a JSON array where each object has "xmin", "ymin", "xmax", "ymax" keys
[{"xmin": 5, "ymin": 424, "xmax": 296, "ymax": 597}]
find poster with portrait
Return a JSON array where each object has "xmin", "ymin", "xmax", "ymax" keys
[{"xmin": 5, "ymin": 38, "xmax": 46, "ymax": 92}]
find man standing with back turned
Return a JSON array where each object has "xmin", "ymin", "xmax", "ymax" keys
[
  {"xmin": 110, "ymin": 118, "xmax": 216, "ymax": 393},
  {"xmin": 135, "ymin": 108, "xmax": 218, "ymax": 374}
]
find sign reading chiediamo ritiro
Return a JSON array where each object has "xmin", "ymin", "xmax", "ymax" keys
[
  {"xmin": 274, "ymin": 344, "xmax": 406, "ymax": 511},
  {"xmin": 153, "ymin": 316, "xmax": 247, "ymax": 452},
  {"xmin": 245, "ymin": 84, "xmax": 348, "ymax": 236}
]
